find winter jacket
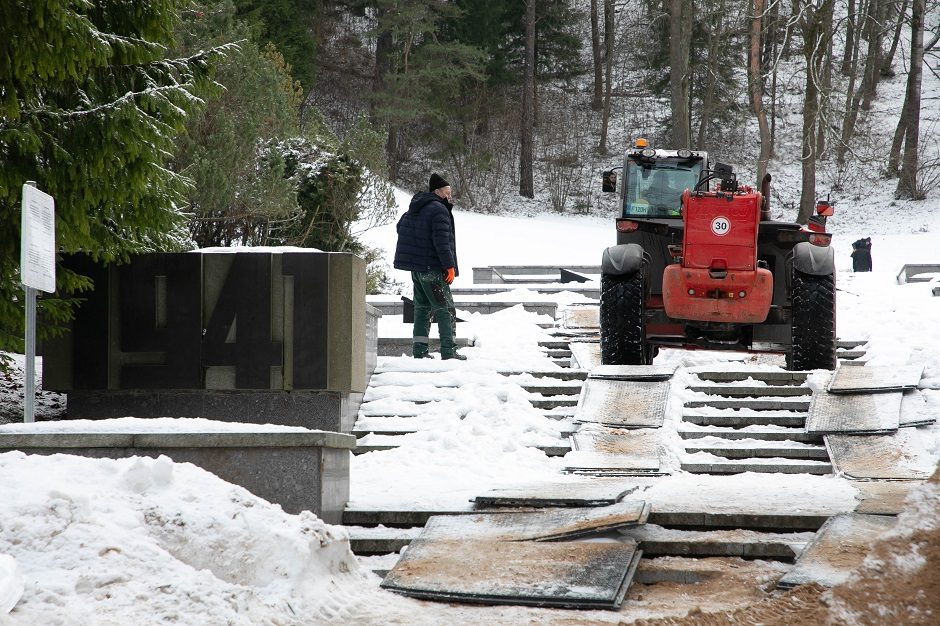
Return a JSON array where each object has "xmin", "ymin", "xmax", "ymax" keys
[{"xmin": 393, "ymin": 192, "xmax": 459, "ymax": 275}]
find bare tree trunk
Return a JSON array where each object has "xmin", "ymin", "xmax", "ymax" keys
[
  {"xmin": 520, "ymin": 0, "xmax": 536, "ymax": 198},
  {"xmin": 799, "ymin": 61, "xmax": 819, "ymax": 224},
  {"xmin": 598, "ymin": 0, "xmax": 614, "ymax": 154},
  {"xmin": 881, "ymin": 0, "xmax": 910, "ymax": 76},
  {"xmin": 750, "ymin": 0, "xmax": 772, "ymax": 185},
  {"xmin": 669, "ymin": 0, "xmax": 692, "ymax": 148},
  {"xmin": 836, "ymin": 0, "xmax": 874, "ymax": 164},
  {"xmin": 816, "ymin": 33, "xmax": 833, "ymax": 158},
  {"xmin": 769, "ymin": 0, "xmax": 779, "ymax": 151},
  {"xmin": 897, "ymin": 0, "xmax": 925, "ymax": 198},
  {"xmin": 373, "ymin": 8, "xmax": 398, "ymax": 180},
  {"xmin": 841, "ymin": 0, "xmax": 857, "ymax": 75},
  {"xmin": 696, "ymin": 1, "xmax": 723, "ymax": 150},
  {"xmin": 860, "ymin": 0, "xmax": 886, "ymax": 111},
  {"xmin": 797, "ymin": 0, "xmax": 835, "ymax": 224},
  {"xmin": 836, "ymin": 23, "xmax": 862, "ymax": 165},
  {"xmin": 590, "ymin": 0, "xmax": 603, "ymax": 111}
]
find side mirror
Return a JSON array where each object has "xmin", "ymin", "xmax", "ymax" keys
[{"xmin": 602, "ymin": 170, "xmax": 617, "ymax": 193}]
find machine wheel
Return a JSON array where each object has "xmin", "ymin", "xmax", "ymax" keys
[
  {"xmin": 788, "ymin": 269, "xmax": 836, "ymax": 370},
  {"xmin": 600, "ymin": 264, "xmax": 650, "ymax": 365}
]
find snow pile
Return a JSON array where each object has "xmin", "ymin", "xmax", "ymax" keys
[{"xmin": 0, "ymin": 452, "xmax": 366, "ymax": 624}]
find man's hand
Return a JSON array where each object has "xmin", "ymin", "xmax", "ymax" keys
[{"xmin": 444, "ymin": 267, "xmax": 455, "ymax": 284}]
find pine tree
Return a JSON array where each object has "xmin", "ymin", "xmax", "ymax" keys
[
  {"xmin": 172, "ymin": 1, "xmax": 302, "ymax": 247},
  {"xmin": 0, "ymin": 0, "xmax": 228, "ymax": 354}
]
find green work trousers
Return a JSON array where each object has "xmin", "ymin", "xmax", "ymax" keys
[{"xmin": 411, "ymin": 270, "xmax": 457, "ymax": 357}]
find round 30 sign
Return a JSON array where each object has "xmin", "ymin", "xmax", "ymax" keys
[{"xmin": 711, "ymin": 216, "xmax": 731, "ymax": 236}]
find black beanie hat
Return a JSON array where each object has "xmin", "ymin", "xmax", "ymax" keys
[{"xmin": 429, "ymin": 173, "xmax": 449, "ymax": 192}]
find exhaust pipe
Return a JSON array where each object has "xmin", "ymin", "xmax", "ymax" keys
[{"xmin": 760, "ymin": 173, "xmax": 772, "ymax": 221}]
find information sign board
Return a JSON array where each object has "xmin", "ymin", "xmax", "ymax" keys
[{"xmin": 20, "ymin": 184, "xmax": 56, "ymax": 292}]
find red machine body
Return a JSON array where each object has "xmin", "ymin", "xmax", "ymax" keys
[{"xmin": 662, "ymin": 188, "xmax": 773, "ymax": 323}]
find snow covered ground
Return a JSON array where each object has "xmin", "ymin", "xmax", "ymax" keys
[
  {"xmin": 2, "ymin": 185, "xmax": 940, "ymax": 622},
  {"xmin": 3, "ymin": 10, "xmax": 940, "ymax": 618}
]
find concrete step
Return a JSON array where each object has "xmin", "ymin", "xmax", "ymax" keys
[
  {"xmin": 529, "ymin": 397, "xmax": 579, "ymax": 409},
  {"xmin": 544, "ymin": 348, "xmax": 573, "ymax": 358},
  {"xmin": 499, "ymin": 369, "xmax": 589, "ymax": 381},
  {"xmin": 342, "ymin": 508, "xmax": 830, "ymax": 532},
  {"xmin": 538, "ymin": 340, "xmax": 573, "ymax": 349},
  {"xmin": 837, "ymin": 349, "xmax": 866, "ymax": 360},
  {"xmin": 346, "ymin": 524, "xmax": 808, "ymax": 560},
  {"xmin": 678, "ymin": 427, "xmax": 822, "ymax": 443},
  {"xmin": 683, "ymin": 443, "xmax": 829, "ymax": 460},
  {"xmin": 618, "ymin": 526, "xmax": 810, "ymax": 560},
  {"xmin": 354, "ymin": 437, "xmax": 571, "ymax": 457},
  {"xmin": 347, "ymin": 526, "xmax": 421, "ymax": 554},
  {"xmin": 520, "ymin": 384, "xmax": 583, "ymax": 396},
  {"xmin": 358, "ymin": 407, "xmax": 576, "ymax": 421},
  {"xmin": 353, "ymin": 423, "xmax": 577, "ymax": 438},
  {"xmin": 694, "ymin": 371, "xmax": 809, "ymax": 384},
  {"xmin": 550, "ymin": 358, "xmax": 573, "ymax": 368},
  {"xmin": 686, "ymin": 385, "xmax": 811, "ymax": 397},
  {"xmin": 682, "ymin": 412, "xmax": 807, "ymax": 428},
  {"xmin": 684, "ymin": 398, "xmax": 811, "ymax": 411},
  {"xmin": 377, "ymin": 337, "xmax": 473, "ymax": 357},
  {"xmin": 368, "ymin": 299, "xmax": 556, "ymax": 317},
  {"xmin": 837, "ymin": 339, "xmax": 867, "ymax": 349},
  {"xmin": 681, "ymin": 459, "xmax": 833, "ymax": 475},
  {"xmin": 452, "ymin": 285, "xmax": 601, "ymax": 298}
]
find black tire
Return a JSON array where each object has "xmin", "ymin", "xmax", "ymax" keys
[
  {"xmin": 788, "ymin": 269, "xmax": 836, "ymax": 370},
  {"xmin": 600, "ymin": 265, "xmax": 650, "ymax": 365}
]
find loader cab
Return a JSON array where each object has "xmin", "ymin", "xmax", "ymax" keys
[{"xmin": 621, "ymin": 145, "xmax": 706, "ymax": 219}]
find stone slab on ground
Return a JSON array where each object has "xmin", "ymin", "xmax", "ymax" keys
[
  {"xmin": 420, "ymin": 500, "xmax": 650, "ymax": 542},
  {"xmin": 853, "ymin": 481, "xmax": 923, "ymax": 514},
  {"xmin": 777, "ymin": 513, "xmax": 898, "ymax": 588},
  {"xmin": 825, "ymin": 429, "xmax": 935, "ymax": 480},
  {"xmin": 569, "ymin": 342, "xmax": 602, "ymax": 370},
  {"xmin": 380, "ymin": 538, "xmax": 640, "ymax": 609},
  {"xmin": 561, "ymin": 305, "xmax": 600, "ymax": 329},
  {"xmin": 472, "ymin": 480, "xmax": 639, "ymax": 508},
  {"xmin": 566, "ymin": 427, "xmax": 665, "ymax": 475},
  {"xmin": 900, "ymin": 389, "xmax": 935, "ymax": 427},
  {"xmin": 575, "ymin": 379, "xmax": 670, "ymax": 428},
  {"xmin": 826, "ymin": 364, "xmax": 925, "ymax": 394},
  {"xmin": 806, "ymin": 390, "xmax": 902, "ymax": 434},
  {"xmin": 589, "ymin": 365, "xmax": 678, "ymax": 381}
]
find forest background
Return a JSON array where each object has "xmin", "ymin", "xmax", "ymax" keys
[{"xmin": 0, "ymin": 0, "xmax": 938, "ymax": 355}]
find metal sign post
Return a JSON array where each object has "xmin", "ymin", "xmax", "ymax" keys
[{"xmin": 20, "ymin": 182, "xmax": 56, "ymax": 423}]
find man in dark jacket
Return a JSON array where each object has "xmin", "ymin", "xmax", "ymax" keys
[{"xmin": 393, "ymin": 173, "xmax": 466, "ymax": 360}]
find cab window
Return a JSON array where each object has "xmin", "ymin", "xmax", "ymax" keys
[{"xmin": 624, "ymin": 160, "xmax": 702, "ymax": 218}]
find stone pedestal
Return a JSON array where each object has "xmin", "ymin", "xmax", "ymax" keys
[{"xmin": 0, "ymin": 431, "xmax": 354, "ymax": 521}]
